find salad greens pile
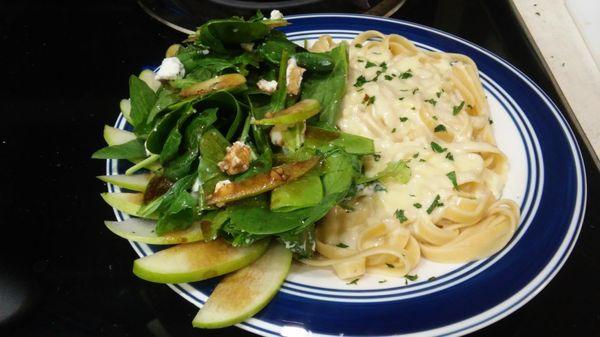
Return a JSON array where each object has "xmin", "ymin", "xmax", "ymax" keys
[{"xmin": 94, "ymin": 12, "xmax": 409, "ymax": 258}]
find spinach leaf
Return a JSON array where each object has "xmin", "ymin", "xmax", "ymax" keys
[
  {"xmin": 155, "ymin": 190, "xmax": 197, "ymax": 235},
  {"xmin": 277, "ymin": 224, "xmax": 315, "ymax": 258},
  {"xmin": 200, "ymin": 209, "xmax": 231, "ymax": 241},
  {"xmin": 139, "ymin": 173, "xmax": 196, "ymax": 217},
  {"xmin": 129, "ymin": 75, "xmax": 157, "ymax": 134},
  {"xmin": 357, "ymin": 160, "xmax": 411, "ymax": 184},
  {"xmin": 147, "ymin": 87, "xmax": 179, "ymax": 124},
  {"xmin": 197, "ymin": 19, "xmax": 270, "ymax": 54},
  {"xmin": 304, "ymin": 126, "xmax": 374, "ymax": 155},
  {"xmin": 301, "ymin": 42, "xmax": 349, "ymax": 129},
  {"xmin": 270, "ymin": 172, "xmax": 323, "ymax": 212},
  {"xmin": 295, "ymin": 52, "xmax": 334, "ymax": 72},
  {"xmin": 196, "ymin": 127, "xmax": 230, "ymax": 208},
  {"xmin": 160, "ymin": 105, "xmax": 196, "ymax": 164},
  {"xmin": 256, "ymin": 30, "xmax": 297, "ymax": 64},
  {"xmin": 92, "ymin": 138, "xmax": 146, "ymax": 160},
  {"xmin": 145, "ymin": 104, "xmax": 188, "ymax": 154}
]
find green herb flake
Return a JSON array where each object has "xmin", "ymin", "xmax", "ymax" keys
[
  {"xmin": 391, "ymin": 128, "xmax": 397, "ymax": 133},
  {"xmin": 373, "ymin": 182, "xmax": 387, "ymax": 192},
  {"xmin": 411, "ymin": 106, "xmax": 416, "ymax": 110},
  {"xmin": 434, "ymin": 124, "xmax": 447, "ymax": 132},
  {"xmin": 428, "ymin": 276, "xmax": 437, "ymax": 281},
  {"xmin": 379, "ymin": 280, "xmax": 387, "ymax": 283},
  {"xmin": 424, "ymin": 98, "xmax": 437, "ymax": 106},
  {"xmin": 419, "ymin": 159, "xmax": 426, "ymax": 162},
  {"xmin": 354, "ymin": 75, "xmax": 368, "ymax": 88},
  {"xmin": 413, "ymin": 203, "xmax": 422, "ymax": 209},
  {"xmin": 426, "ymin": 195, "xmax": 443, "ymax": 214},
  {"xmin": 399, "ymin": 69, "xmax": 413, "ymax": 79},
  {"xmin": 384, "ymin": 74, "xmax": 393, "ymax": 81},
  {"xmin": 452, "ymin": 101, "xmax": 465, "ymax": 115},
  {"xmin": 373, "ymin": 154, "xmax": 381, "ymax": 162},
  {"xmin": 386, "ymin": 263, "xmax": 395, "ymax": 268},
  {"xmin": 366, "ymin": 95, "xmax": 376, "ymax": 106},
  {"xmin": 355, "ymin": 43, "xmax": 363, "ymax": 48},
  {"xmin": 380, "ymin": 62, "xmax": 388, "ymax": 71},
  {"xmin": 412, "ymin": 152, "xmax": 419, "ymax": 158},
  {"xmin": 446, "ymin": 152, "xmax": 454, "ymax": 161},
  {"xmin": 336, "ymin": 242, "xmax": 349, "ymax": 248},
  {"xmin": 405, "ymin": 274, "xmax": 418, "ymax": 281},
  {"xmin": 436, "ymin": 91, "xmax": 442, "ymax": 98},
  {"xmin": 489, "ymin": 119, "xmax": 494, "ymax": 125},
  {"xmin": 394, "ymin": 209, "xmax": 408, "ymax": 223},
  {"xmin": 398, "ymin": 97, "xmax": 404, "ymax": 101},
  {"xmin": 365, "ymin": 61, "xmax": 377, "ymax": 68},
  {"xmin": 446, "ymin": 171, "xmax": 458, "ymax": 189},
  {"xmin": 430, "ymin": 142, "xmax": 447, "ymax": 153},
  {"xmin": 400, "ymin": 117, "xmax": 408, "ymax": 122},
  {"xmin": 412, "ymin": 88, "xmax": 419, "ymax": 94},
  {"xmin": 347, "ymin": 278, "xmax": 360, "ymax": 285}
]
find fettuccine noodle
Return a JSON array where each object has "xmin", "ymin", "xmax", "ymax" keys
[{"xmin": 303, "ymin": 32, "xmax": 520, "ymax": 280}]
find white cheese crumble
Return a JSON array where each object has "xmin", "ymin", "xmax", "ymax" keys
[
  {"xmin": 200, "ymin": 49, "xmax": 209, "ymax": 55},
  {"xmin": 257, "ymin": 79, "xmax": 278, "ymax": 93},
  {"xmin": 270, "ymin": 126, "xmax": 284, "ymax": 146},
  {"xmin": 270, "ymin": 10, "xmax": 284, "ymax": 20},
  {"xmin": 214, "ymin": 179, "xmax": 232, "ymax": 193},
  {"xmin": 155, "ymin": 57, "xmax": 185, "ymax": 80}
]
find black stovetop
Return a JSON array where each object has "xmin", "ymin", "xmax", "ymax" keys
[{"xmin": 1, "ymin": 0, "xmax": 598, "ymax": 336}]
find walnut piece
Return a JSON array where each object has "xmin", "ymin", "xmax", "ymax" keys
[
  {"xmin": 218, "ymin": 141, "xmax": 252, "ymax": 175},
  {"xmin": 286, "ymin": 57, "xmax": 306, "ymax": 96}
]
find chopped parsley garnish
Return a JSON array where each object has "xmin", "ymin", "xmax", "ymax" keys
[
  {"xmin": 426, "ymin": 195, "xmax": 444, "ymax": 214},
  {"xmin": 400, "ymin": 89, "xmax": 409, "ymax": 92},
  {"xmin": 354, "ymin": 75, "xmax": 368, "ymax": 87},
  {"xmin": 424, "ymin": 98, "xmax": 437, "ymax": 106},
  {"xmin": 394, "ymin": 209, "xmax": 408, "ymax": 223},
  {"xmin": 446, "ymin": 171, "xmax": 458, "ymax": 189},
  {"xmin": 412, "ymin": 152, "xmax": 419, "ymax": 158},
  {"xmin": 380, "ymin": 62, "xmax": 388, "ymax": 71},
  {"xmin": 357, "ymin": 59, "xmax": 365, "ymax": 63},
  {"xmin": 428, "ymin": 276, "xmax": 437, "ymax": 281},
  {"xmin": 398, "ymin": 97, "xmax": 404, "ymax": 101},
  {"xmin": 373, "ymin": 154, "xmax": 381, "ymax": 161},
  {"xmin": 386, "ymin": 263, "xmax": 395, "ymax": 268},
  {"xmin": 363, "ymin": 94, "xmax": 376, "ymax": 106},
  {"xmin": 391, "ymin": 128, "xmax": 397, "ymax": 133},
  {"xmin": 434, "ymin": 124, "xmax": 447, "ymax": 132},
  {"xmin": 413, "ymin": 203, "xmax": 422, "ymax": 209},
  {"xmin": 411, "ymin": 107, "xmax": 416, "ymax": 110},
  {"xmin": 400, "ymin": 117, "xmax": 408, "ymax": 122},
  {"xmin": 379, "ymin": 280, "xmax": 387, "ymax": 283},
  {"xmin": 365, "ymin": 61, "xmax": 377, "ymax": 68},
  {"xmin": 445, "ymin": 152, "xmax": 454, "ymax": 161},
  {"xmin": 347, "ymin": 278, "xmax": 359, "ymax": 285},
  {"xmin": 404, "ymin": 274, "xmax": 418, "ymax": 281},
  {"xmin": 432, "ymin": 115, "xmax": 438, "ymax": 120},
  {"xmin": 384, "ymin": 74, "xmax": 393, "ymax": 81},
  {"xmin": 452, "ymin": 101, "xmax": 465, "ymax": 115},
  {"xmin": 355, "ymin": 43, "xmax": 363, "ymax": 48},
  {"xmin": 436, "ymin": 91, "xmax": 442, "ymax": 98},
  {"xmin": 430, "ymin": 141, "xmax": 447, "ymax": 153},
  {"xmin": 467, "ymin": 104, "xmax": 474, "ymax": 109},
  {"xmin": 419, "ymin": 159, "xmax": 426, "ymax": 162},
  {"xmin": 412, "ymin": 88, "xmax": 419, "ymax": 94},
  {"xmin": 399, "ymin": 69, "xmax": 413, "ymax": 79},
  {"xmin": 336, "ymin": 243, "xmax": 349, "ymax": 248},
  {"xmin": 489, "ymin": 119, "xmax": 494, "ymax": 125}
]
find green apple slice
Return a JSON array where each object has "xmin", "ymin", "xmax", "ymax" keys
[
  {"xmin": 103, "ymin": 125, "xmax": 136, "ymax": 146},
  {"xmin": 139, "ymin": 69, "xmax": 161, "ymax": 92},
  {"xmin": 192, "ymin": 243, "xmax": 292, "ymax": 329},
  {"xmin": 119, "ymin": 99, "xmax": 133, "ymax": 124},
  {"xmin": 97, "ymin": 173, "xmax": 152, "ymax": 192},
  {"xmin": 104, "ymin": 218, "xmax": 203, "ymax": 244},
  {"xmin": 100, "ymin": 192, "xmax": 157, "ymax": 219},
  {"xmin": 133, "ymin": 239, "xmax": 270, "ymax": 284}
]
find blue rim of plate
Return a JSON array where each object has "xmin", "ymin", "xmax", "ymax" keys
[{"xmin": 104, "ymin": 14, "xmax": 586, "ymax": 336}]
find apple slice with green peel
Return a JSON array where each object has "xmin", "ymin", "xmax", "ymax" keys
[
  {"xmin": 119, "ymin": 99, "xmax": 133, "ymax": 124},
  {"xmin": 100, "ymin": 192, "xmax": 157, "ymax": 219},
  {"xmin": 97, "ymin": 173, "xmax": 152, "ymax": 192},
  {"xmin": 133, "ymin": 239, "xmax": 270, "ymax": 284},
  {"xmin": 104, "ymin": 125, "xmax": 136, "ymax": 146},
  {"xmin": 104, "ymin": 218, "xmax": 203, "ymax": 244},
  {"xmin": 192, "ymin": 243, "xmax": 292, "ymax": 328},
  {"xmin": 139, "ymin": 69, "xmax": 161, "ymax": 92}
]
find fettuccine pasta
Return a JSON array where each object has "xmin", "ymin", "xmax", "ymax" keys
[{"xmin": 303, "ymin": 31, "xmax": 520, "ymax": 280}]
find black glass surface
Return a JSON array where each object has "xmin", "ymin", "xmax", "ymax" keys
[{"xmin": 1, "ymin": 1, "xmax": 598, "ymax": 336}]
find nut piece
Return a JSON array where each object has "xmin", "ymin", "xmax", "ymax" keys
[
  {"xmin": 218, "ymin": 141, "xmax": 252, "ymax": 175},
  {"xmin": 286, "ymin": 57, "xmax": 306, "ymax": 96}
]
